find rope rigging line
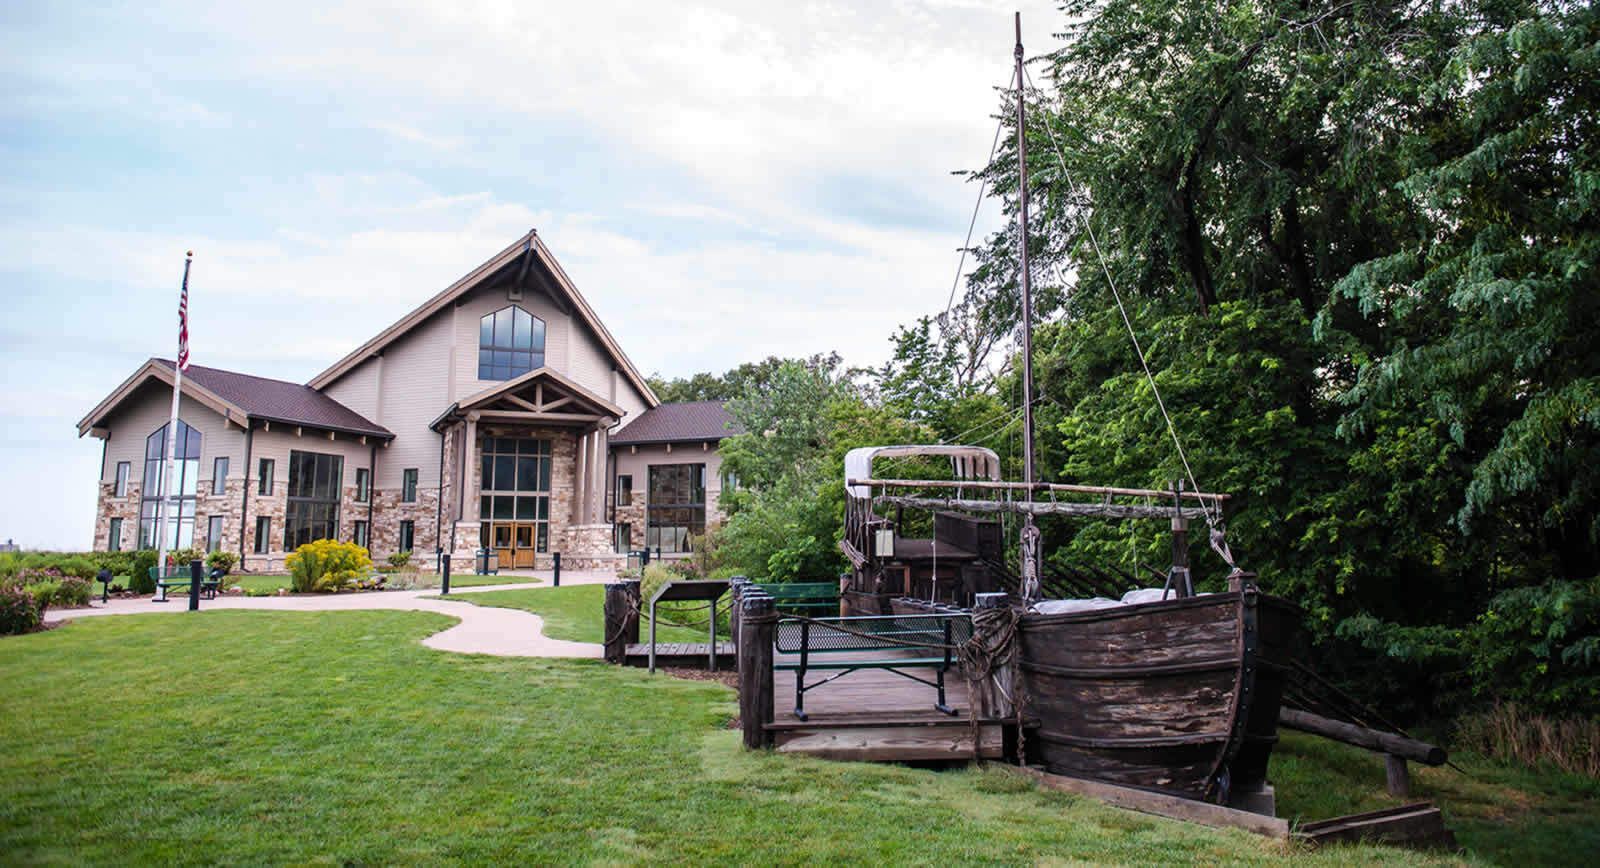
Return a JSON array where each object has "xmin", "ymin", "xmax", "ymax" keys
[
  {"xmin": 1020, "ymin": 65, "xmax": 1235, "ymax": 569},
  {"xmin": 944, "ymin": 86, "xmax": 1012, "ymax": 324}
]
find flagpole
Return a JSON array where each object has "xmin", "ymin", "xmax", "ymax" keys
[{"xmin": 155, "ymin": 252, "xmax": 193, "ymax": 578}]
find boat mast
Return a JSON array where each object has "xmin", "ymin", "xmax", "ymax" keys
[{"xmin": 1014, "ymin": 12, "xmax": 1042, "ymax": 603}]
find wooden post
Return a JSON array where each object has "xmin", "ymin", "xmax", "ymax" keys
[
  {"xmin": 603, "ymin": 582, "xmax": 631, "ymax": 663},
  {"xmin": 728, "ymin": 577, "xmax": 747, "ymax": 652},
  {"xmin": 738, "ymin": 594, "xmax": 777, "ymax": 750},
  {"xmin": 1385, "ymin": 754, "xmax": 1411, "ymax": 797},
  {"xmin": 971, "ymin": 592, "xmax": 1014, "ymax": 722}
]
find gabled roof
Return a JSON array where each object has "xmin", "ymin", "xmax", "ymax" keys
[
  {"xmin": 306, "ymin": 230, "xmax": 660, "ymax": 408},
  {"xmin": 611, "ymin": 400, "xmax": 741, "ymax": 446},
  {"xmin": 431, "ymin": 366, "xmax": 625, "ymax": 431},
  {"xmin": 77, "ymin": 359, "xmax": 393, "ymax": 440}
]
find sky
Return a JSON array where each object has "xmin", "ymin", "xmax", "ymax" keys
[{"xmin": 0, "ymin": 0, "xmax": 1064, "ymax": 550}]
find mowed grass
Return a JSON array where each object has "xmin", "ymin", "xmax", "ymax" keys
[
  {"xmin": 0, "ymin": 610, "xmax": 1439, "ymax": 866},
  {"xmin": 452, "ymin": 584, "xmax": 714, "ymax": 644}
]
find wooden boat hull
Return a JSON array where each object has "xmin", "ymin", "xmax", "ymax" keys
[{"xmin": 1016, "ymin": 588, "xmax": 1298, "ymax": 804}]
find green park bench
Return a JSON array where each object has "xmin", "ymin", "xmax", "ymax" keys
[
  {"xmin": 148, "ymin": 566, "xmax": 220, "ymax": 602},
  {"xmin": 749, "ymin": 582, "xmax": 839, "ymax": 616},
  {"xmin": 773, "ymin": 613, "xmax": 972, "ymax": 720}
]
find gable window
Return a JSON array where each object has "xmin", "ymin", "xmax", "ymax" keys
[
  {"xmin": 114, "ymin": 462, "xmax": 130, "ymax": 497},
  {"xmin": 402, "ymin": 468, "xmax": 418, "ymax": 503},
  {"xmin": 646, "ymin": 464, "xmax": 706, "ymax": 555},
  {"xmin": 355, "ymin": 468, "xmax": 370, "ymax": 503},
  {"xmin": 283, "ymin": 450, "xmax": 343, "ymax": 550},
  {"xmin": 254, "ymin": 517, "xmax": 271, "ymax": 554},
  {"xmin": 478, "ymin": 305, "xmax": 546, "ymax": 380},
  {"xmin": 258, "ymin": 458, "xmax": 274, "ymax": 496},
  {"xmin": 139, "ymin": 420, "xmax": 201, "ymax": 550},
  {"xmin": 212, "ymin": 457, "xmax": 229, "ymax": 495}
]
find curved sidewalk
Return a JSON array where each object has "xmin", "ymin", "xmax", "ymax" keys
[{"xmin": 42, "ymin": 580, "xmax": 603, "ymax": 659}]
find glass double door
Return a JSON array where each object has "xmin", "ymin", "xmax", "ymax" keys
[{"xmin": 490, "ymin": 522, "xmax": 540, "ymax": 569}]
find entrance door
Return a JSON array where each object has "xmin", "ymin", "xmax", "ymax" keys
[
  {"xmin": 513, "ymin": 524, "xmax": 536, "ymax": 568},
  {"xmin": 492, "ymin": 524, "xmax": 514, "ymax": 570}
]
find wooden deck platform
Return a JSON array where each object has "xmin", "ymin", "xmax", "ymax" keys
[
  {"xmin": 767, "ymin": 650, "xmax": 1007, "ymax": 762},
  {"xmin": 623, "ymin": 642, "xmax": 735, "ymax": 668}
]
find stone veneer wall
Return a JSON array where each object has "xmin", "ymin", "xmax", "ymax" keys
[
  {"xmin": 613, "ymin": 499, "xmax": 646, "ymax": 552},
  {"xmin": 369, "ymin": 487, "xmax": 443, "ymax": 569},
  {"xmin": 94, "ymin": 481, "xmax": 143, "ymax": 553}
]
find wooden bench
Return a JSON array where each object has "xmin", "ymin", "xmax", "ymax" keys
[
  {"xmin": 148, "ymin": 566, "xmax": 220, "ymax": 602},
  {"xmin": 774, "ymin": 613, "xmax": 971, "ymax": 720},
  {"xmin": 750, "ymin": 582, "xmax": 840, "ymax": 616}
]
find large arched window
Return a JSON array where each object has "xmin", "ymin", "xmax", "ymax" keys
[
  {"xmin": 139, "ymin": 419, "xmax": 201, "ymax": 549},
  {"xmin": 478, "ymin": 305, "xmax": 545, "ymax": 380}
]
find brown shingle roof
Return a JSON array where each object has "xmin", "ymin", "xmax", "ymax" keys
[
  {"xmin": 611, "ymin": 401, "xmax": 741, "ymax": 445},
  {"xmin": 154, "ymin": 359, "xmax": 393, "ymax": 439}
]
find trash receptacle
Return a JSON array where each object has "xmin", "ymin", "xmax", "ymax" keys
[{"xmin": 475, "ymin": 548, "xmax": 499, "ymax": 575}]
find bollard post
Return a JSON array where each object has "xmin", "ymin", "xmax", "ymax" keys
[
  {"xmin": 738, "ymin": 594, "xmax": 777, "ymax": 750},
  {"xmin": 640, "ymin": 547, "xmax": 650, "ymax": 568},
  {"xmin": 603, "ymin": 583, "xmax": 630, "ymax": 663},
  {"xmin": 188, "ymin": 559, "xmax": 202, "ymax": 611},
  {"xmin": 552, "ymin": 552, "xmax": 561, "ymax": 587},
  {"xmin": 441, "ymin": 553, "xmax": 452, "ymax": 595}
]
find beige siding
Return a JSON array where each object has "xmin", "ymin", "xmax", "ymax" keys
[
  {"xmin": 98, "ymin": 380, "xmax": 248, "ymax": 489},
  {"xmin": 322, "ymin": 353, "xmax": 381, "ymax": 423},
  {"xmin": 366, "ymin": 309, "xmax": 451, "ymax": 490}
]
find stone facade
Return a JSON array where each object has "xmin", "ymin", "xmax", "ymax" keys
[
  {"xmin": 563, "ymin": 524, "xmax": 621, "ymax": 570},
  {"xmin": 368, "ymin": 486, "xmax": 444, "ymax": 570},
  {"xmin": 612, "ymin": 499, "xmax": 646, "ymax": 552},
  {"xmin": 94, "ymin": 480, "xmax": 143, "ymax": 553}
]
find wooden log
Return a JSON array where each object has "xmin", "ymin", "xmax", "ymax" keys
[
  {"xmin": 851, "ymin": 477, "xmax": 1232, "ymax": 502},
  {"xmin": 1386, "ymin": 754, "xmax": 1411, "ymax": 797},
  {"xmin": 1279, "ymin": 709, "xmax": 1447, "ymax": 765},
  {"xmin": 1013, "ymin": 767, "xmax": 1290, "ymax": 839},
  {"xmin": 874, "ymin": 494, "xmax": 1208, "ymax": 521},
  {"xmin": 602, "ymin": 583, "xmax": 631, "ymax": 664},
  {"xmin": 971, "ymin": 592, "xmax": 1015, "ymax": 720},
  {"xmin": 738, "ymin": 595, "xmax": 777, "ymax": 750}
]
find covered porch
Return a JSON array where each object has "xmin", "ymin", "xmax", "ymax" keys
[{"xmin": 432, "ymin": 367, "xmax": 624, "ymax": 570}]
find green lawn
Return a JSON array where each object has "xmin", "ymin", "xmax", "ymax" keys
[
  {"xmin": 449, "ymin": 584, "xmax": 715, "ymax": 644},
  {"xmin": 1, "ymin": 610, "xmax": 1447, "ymax": 865}
]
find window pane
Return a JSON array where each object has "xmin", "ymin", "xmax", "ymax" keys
[
  {"xmin": 511, "ymin": 353, "xmax": 532, "ymax": 375},
  {"xmin": 537, "ymin": 497, "xmax": 548, "ymax": 520},
  {"xmin": 494, "ymin": 308, "xmax": 513, "ymax": 346},
  {"xmin": 512, "ymin": 307, "xmax": 532, "ymax": 350},
  {"xmin": 494, "ymin": 456, "xmax": 515, "ymax": 491},
  {"xmin": 516, "ymin": 496, "xmax": 535, "ymax": 520},
  {"xmin": 493, "ymin": 496, "xmax": 513, "ymax": 520},
  {"xmin": 539, "ymin": 458, "xmax": 551, "ymax": 490},
  {"xmin": 516, "ymin": 457, "xmax": 538, "ymax": 491},
  {"xmin": 480, "ymin": 314, "xmax": 494, "ymax": 348},
  {"xmin": 531, "ymin": 352, "xmax": 544, "ymax": 370},
  {"xmin": 529, "ymin": 318, "xmax": 545, "ymax": 354},
  {"xmin": 480, "ymin": 496, "xmax": 491, "ymax": 519},
  {"xmin": 536, "ymin": 523, "xmax": 548, "ymax": 552}
]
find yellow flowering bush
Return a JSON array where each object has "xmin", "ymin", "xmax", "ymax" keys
[{"xmin": 286, "ymin": 539, "xmax": 372, "ymax": 593}]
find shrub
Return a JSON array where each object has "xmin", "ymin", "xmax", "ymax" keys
[
  {"xmin": 165, "ymin": 546, "xmax": 206, "ymax": 571},
  {"xmin": 387, "ymin": 551, "xmax": 412, "ymax": 569},
  {"xmin": 0, "ymin": 585, "xmax": 40, "ymax": 635},
  {"xmin": 26, "ymin": 580, "xmax": 60, "ymax": 612},
  {"xmin": 129, "ymin": 551, "xmax": 157, "ymax": 594},
  {"xmin": 1456, "ymin": 703, "xmax": 1600, "ymax": 778},
  {"xmin": 206, "ymin": 550, "xmax": 238, "ymax": 574},
  {"xmin": 287, "ymin": 540, "xmax": 372, "ymax": 593},
  {"xmin": 52, "ymin": 576, "xmax": 91, "ymax": 608}
]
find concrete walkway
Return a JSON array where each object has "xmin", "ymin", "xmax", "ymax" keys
[{"xmin": 42, "ymin": 577, "xmax": 610, "ymax": 659}]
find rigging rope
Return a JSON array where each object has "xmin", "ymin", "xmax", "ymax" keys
[{"xmin": 1021, "ymin": 66, "xmax": 1236, "ymax": 569}]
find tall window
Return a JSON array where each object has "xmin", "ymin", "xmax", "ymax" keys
[
  {"xmin": 108, "ymin": 518, "xmax": 123, "ymax": 552},
  {"xmin": 353, "ymin": 520, "xmax": 368, "ymax": 549},
  {"xmin": 212, "ymin": 457, "xmax": 229, "ymax": 495},
  {"xmin": 139, "ymin": 420, "xmax": 201, "ymax": 549},
  {"xmin": 398, "ymin": 520, "xmax": 414, "ymax": 553},
  {"xmin": 478, "ymin": 437, "xmax": 552, "ymax": 553},
  {"xmin": 616, "ymin": 474, "xmax": 633, "ymax": 507},
  {"xmin": 283, "ymin": 450, "xmax": 343, "ymax": 550},
  {"xmin": 402, "ymin": 468, "xmax": 418, "ymax": 502},
  {"xmin": 254, "ymin": 516, "xmax": 270, "ymax": 554},
  {"xmin": 258, "ymin": 458, "xmax": 274, "ymax": 495},
  {"xmin": 646, "ymin": 464, "xmax": 706, "ymax": 554},
  {"xmin": 478, "ymin": 305, "xmax": 545, "ymax": 380},
  {"xmin": 207, "ymin": 515, "xmax": 225, "ymax": 553},
  {"xmin": 114, "ymin": 462, "xmax": 130, "ymax": 496},
  {"xmin": 614, "ymin": 522, "xmax": 632, "ymax": 554},
  {"xmin": 355, "ymin": 468, "xmax": 370, "ymax": 503}
]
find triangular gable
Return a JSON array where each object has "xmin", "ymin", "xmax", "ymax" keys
[
  {"xmin": 430, "ymin": 367, "xmax": 625, "ymax": 432},
  {"xmin": 77, "ymin": 359, "xmax": 248, "ymax": 437},
  {"xmin": 307, "ymin": 230, "xmax": 660, "ymax": 408}
]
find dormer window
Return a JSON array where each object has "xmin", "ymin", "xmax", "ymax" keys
[{"xmin": 479, "ymin": 305, "xmax": 545, "ymax": 380}]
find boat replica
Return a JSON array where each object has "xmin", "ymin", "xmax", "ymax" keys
[{"xmin": 840, "ymin": 444, "xmax": 1302, "ymax": 808}]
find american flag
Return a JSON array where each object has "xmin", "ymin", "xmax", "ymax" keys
[{"xmin": 177, "ymin": 252, "xmax": 191, "ymax": 371}]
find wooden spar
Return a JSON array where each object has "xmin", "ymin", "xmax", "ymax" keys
[
  {"xmin": 874, "ymin": 494, "xmax": 1207, "ymax": 520},
  {"xmin": 851, "ymin": 477, "xmax": 1231, "ymax": 503},
  {"xmin": 1014, "ymin": 13, "xmax": 1041, "ymax": 601},
  {"xmin": 1278, "ymin": 709, "xmax": 1448, "ymax": 766}
]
